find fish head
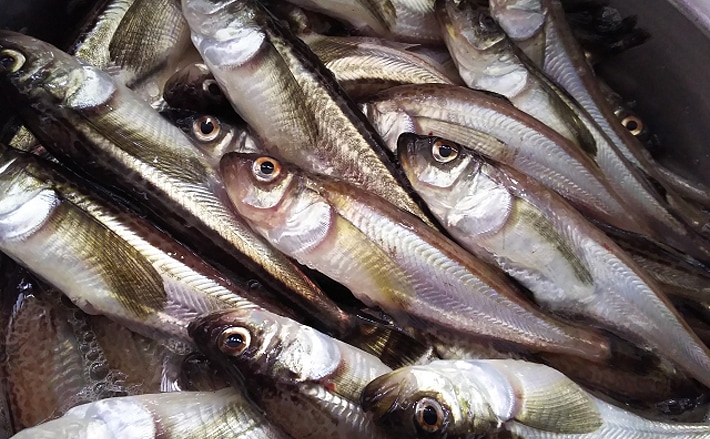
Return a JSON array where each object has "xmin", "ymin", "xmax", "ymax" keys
[
  {"xmin": 438, "ymin": 0, "xmax": 507, "ymax": 52},
  {"xmin": 397, "ymin": 133, "xmax": 478, "ymax": 217},
  {"xmin": 361, "ymin": 366, "xmax": 465, "ymax": 438},
  {"xmin": 0, "ymin": 31, "xmax": 115, "ymax": 111},
  {"xmin": 220, "ymin": 152, "xmax": 300, "ymax": 226},
  {"xmin": 163, "ymin": 62, "xmax": 228, "ymax": 112},
  {"xmin": 488, "ymin": 0, "xmax": 545, "ymax": 40}
]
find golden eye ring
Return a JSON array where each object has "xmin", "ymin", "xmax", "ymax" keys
[
  {"xmin": 253, "ymin": 156, "xmax": 282, "ymax": 182},
  {"xmin": 0, "ymin": 49, "xmax": 26, "ymax": 73},
  {"xmin": 414, "ymin": 397, "xmax": 446, "ymax": 433},
  {"xmin": 192, "ymin": 115, "xmax": 221, "ymax": 142},
  {"xmin": 217, "ymin": 326, "xmax": 251, "ymax": 356},
  {"xmin": 432, "ymin": 139, "xmax": 459, "ymax": 163},
  {"xmin": 621, "ymin": 115, "xmax": 644, "ymax": 136}
]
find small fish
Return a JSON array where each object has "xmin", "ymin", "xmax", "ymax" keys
[
  {"xmin": 162, "ymin": 63, "xmax": 233, "ymax": 114},
  {"xmin": 190, "ymin": 307, "xmax": 394, "ymax": 439},
  {"xmin": 220, "ymin": 152, "xmax": 613, "ymax": 363},
  {"xmin": 182, "ymin": 0, "xmax": 436, "ymax": 228},
  {"xmin": 10, "ymin": 388, "xmax": 291, "ymax": 439},
  {"xmin": 397, "ymin": 132, "xmax": 710, "ymax": 390},
  {"xmin": 361, "ymin": 359, "xmax": 710, "ymax": 438}
]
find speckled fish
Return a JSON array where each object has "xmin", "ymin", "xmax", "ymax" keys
[
  {"xmin": 10, "ymin": 388, "xmax": 291, "ymax": 439},
  {"xmin": 489, "ymin": 0, "xmax": 710, "ymax": 240},
  {"xmin": 0, "ymin": 144, "xmax": 291, "ymax": 352},
  {"xmin": 398, "ymin": 132, "xmax": 710, "ymax": 389},
  {"xmin": 220, "ymin": 152, "xmax": 613, "ymax": 363},
  {"xmin": 4, "ymin": 283, "xmax": 132, "ymax": 431},
  {"xmin": 361, "ymin": 359, "xmax": 710, "ymax": 438},
  {"xmin": 181, "ymin": 0, "xmax": 435, "ymax": 228},
  {"xmin": 302, "ymin": 33, "xmax": 461, "ymax": 98},
  {"xmin": 361, "ymin": 83, "xmax": 641, "ymax": 234},
  {"xmin": 281, "ymin": 0, "xmax": 440, "ymax": 43},
  {"xmin": 0, "ymin": 31, "xmax": 360, "ymax": 340},
  {"xmin": 190, "ymin": 307, "xmax": 394, "ymax": 439}
]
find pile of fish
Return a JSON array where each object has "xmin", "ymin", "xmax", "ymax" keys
[{"xmin": 1, "ymin": 0, "xmax": 710, "ymax": 437}]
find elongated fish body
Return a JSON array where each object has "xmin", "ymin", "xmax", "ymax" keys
[
  {"xmin": 10, "ymin": 388, "xmax": 290, "ymax": 439},
  {"xmin": 0, "ymin": 31, "xmax": 358, "ymax": 339},
  {"xmin": 437, "ymin": 0, "xmax": 589, "ymax": 149},
  {"xmin": 190, "ymin": 308, "xmax": 394, "ymax": 439},
  {"xmin": 398, "ymin": 133, "xmax": 710, "ymax": 390},
  {"xmin": 361, "ymin": 359, "xmax": 710, "ymax": 439},
  {"xmin": 281, "ymin": 0, "xmax": 440, "ymax": 43},
  {"xmin": 182, "ymin": 0, "xmax": 435, "ymax": 228},
  {"xmin": 302, "ymin": 33, "xmax": 461, "ymax": 98},
  {"xmin": 0, "ymin": 145, "xmax": 291, "ymax": 353},
  {"xmin": 361, "ymin": 83, "xmax": 641, "ymax": 234},
  {"xmin": 490, "ymin": 0, "xmax": 710, "ymax": 247},
  {"xmin": 220, "ymin": 152, "xmax": 612, "ymax": 363}
]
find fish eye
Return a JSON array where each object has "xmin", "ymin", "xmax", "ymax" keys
[
  {"xmin": 192, "ymin": 115, "xmax": 221, "ymax": 142},
  {"xmin": 0, "ymin": 49, "xmax": 26, "ymax": 73},
  {"xmin": 479, "ymin": 13, "xmax": 498, "ymax": 30},
  {"xmin": 414, "ymin": 397, "xmax": 446, "ymax": 433},
  {"xmin": 432, "ymin": 139, "xmax": 459, "ymax": 163},
  {"xmin": 253, "ymin": 157, "xmax": 282, "ymax": 182},
  {"xmin": 621, "ymin": 115, "xmax": 643, "ymax": 136},
  {"xmin": 202, "ymin": 79, "xmax": 222, "ymax": 96},
  {"xmin": 217, "ymin": 327, "xmax": 251, "ymax": 356}
]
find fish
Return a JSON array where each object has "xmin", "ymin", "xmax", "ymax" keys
[
  {"xmin": 162, "ymin": 63, "xmax": 233, "ymax": 114},
  {"xmin": 361, "ymin": 358, "xmax": 710, "ymax": 438},
  {"xmin": 397, "ymin": 132, "xmax": 710, "ymax": 390},
  {"xmin": 189, "ymin": 307, "xmax": 394, "ymax": 439},
  {"xmin": 181, "ymin": 0, "xmax": 436, "ymax": 228},
  {"xmin": 4, "ymin": 280, "xmax": 131, "ymax": 430},
  {"xmin": 489, "ymin": 0, "xmax": 710, "ymax": 241},
  {"xmin": 360, "ymin": 83, "xmax": 641, "ymax": 234},
  {"xmin": 0, "ymin": 31, "xmax": 361, "ymax": 341},
  {"xmin": 10, "ymin": 388, "xmax": 291, "ymax": 439},
  {"xmin": 0, "ymin": 144, "xmax": 290, "ymax": 352},
  {"xmin": 220, "ymin": 152, "xmax": 613, "ymax": 363},
  {"xmin": 302, "ymin": 33, "xmax": 461, "ymax": 98}
]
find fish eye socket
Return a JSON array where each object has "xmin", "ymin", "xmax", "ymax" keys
[
  {"xmin": 202, "ymin": 79, "xmax": 222, "ymax": 96},
  {"xmin": 414, "ymin": 397, "xmax": 445, "ymax": 433},
  {"xmin": 432, "ymin": 139, "xmax": 459, "ymax": 163},
  {"xmin": 0, "ymin": 49, "xmax": 26, "ymax": 73},
  {"xmin": 217, "ymin": 327, "xmax": 251, "ymax": 356},
  {"xmin": 192, "ymin": 115, "xmax": 221, "ymax": 142},
  {"xmin": 253, "ymin": 157, "xmax": 282, "ymax": 182},
  {"xmin": 479, "ymin": 13, "xmax": 498, "ymax": 30}
]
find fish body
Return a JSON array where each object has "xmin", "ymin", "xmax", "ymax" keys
[
  {"xmin": 220, "ymin": 152, "xmax": 612, "ymax": 362},
  {"xmin": 189, "ymin": 308, "xmax": 393, "ymax": 439},
  {"xmin": 10, "ymin": 388, "xmax": 290, "ymax": 439},
  {"xmin": 361, "ymin": 83, "xmax": 639, "ymax": 234},
  {"xmin": 398, "ymin": 132, "xmax": 710, "ymax": 389},
  {"xmin": 182, "ymin": 0, "xmax": 435, "ymax": 227},
  {"xmin": 361, "ymin": 358, "xmax": 710, "ymax": 438},
  {"xmin": 0, "ymin": 31, "xmax": 357, "ymax": 339}
]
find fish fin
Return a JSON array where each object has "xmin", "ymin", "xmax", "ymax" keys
[
  {"xmin": 342, "ymin": 314, "xmax": 434, "ymax": 369},
  {"xmin": 495, "ymin": 361, "xmax": 603, "ymax": 433}
]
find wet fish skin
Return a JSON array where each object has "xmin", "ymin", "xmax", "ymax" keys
[
  {"xmin": 361, "ymin": 359, "xmax": 710, "ymax": 438},
  {"xmin": 220, "ymin": 151, "xmax": 613, "ymax": 363},
  {"xmin": 397, "ymin": 132, "xmax": 710, "ymax": 390},
  {"xmin": 182, "ymin": 0, "xmax": 435, "ymax": 228},
  {"xmin": 361, "ymin": 83, "xmax": 641, "ymax": 234},
  {"xmin": 162, "ymin": 63, "xmax": 233, "ymax": 114},
  {"xmin": 189, "ymin": 308, "xmax": 394, "ymax": 439},
  {"xmin": 10, "ymin": 388, "xmax": 291, "ymax": 439},
  {"xmin": 0, "ymin": 30, "xmax": 358, "ymax": 340}
]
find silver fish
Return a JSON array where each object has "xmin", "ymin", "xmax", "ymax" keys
[
  {"xmin": 362, "ymin": 359, "xmax": 710, "ymax": 438},
  {"xmin": 219, "ymin": 152, "xmax": 613, "ymax": 363},
  {"xmin": 190, "ymin": 307, "xmax": 394, "ymax": 439},
  {"xmin": 182, "ymin": 0, "xmax": 435, "ymax": 228},
  {"xmin": 0, "ymin": 31, "xmax": 359, "ymax": 340},
  {"xmin": 10, "ymin": 388, "xmax": 291, "ymax": 439},
  {"xmin": 398, "ymin": 132, "xmax": 710, "ymax": 389},
  {"xmin": 360, "ymin": 83, "xmax": 641, "ymax": 235}
]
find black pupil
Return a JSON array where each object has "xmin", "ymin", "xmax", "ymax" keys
[
  {"xmin": 438, "ymin": 144, "xmax": 453, "ymax": 157},
  {"xmin": 422, "ymin": 405, "xmax": 438, "ymax": 426},
  {"xmin": 200, "ymin": 119, "xmax": 214, "ymax": 135},
  {"xmin": 626, "ymin": 120, "xmax": 638, "ymax": 130},
  {"xmin": 260, "ymin": 161, "xmax": 275, "ymax": 174},
  {"xmin": 0, "ymin": 54, "xmax": 14, "ymax": 69},
  {"xmin": 225, "ymin": 333, "xmax": 244, "ymax": 348},
  {"xmin": 207, "ymin": 82, "xmax": 221, "ymax": 95},
  {"xmin": 482, "ymin": 15, "xmax": 496, "ymax": 28}
]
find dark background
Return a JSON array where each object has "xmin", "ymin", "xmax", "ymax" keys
[{"xmin": 1, "ymin": 0, "xmax": 709, "ymax": 183}]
